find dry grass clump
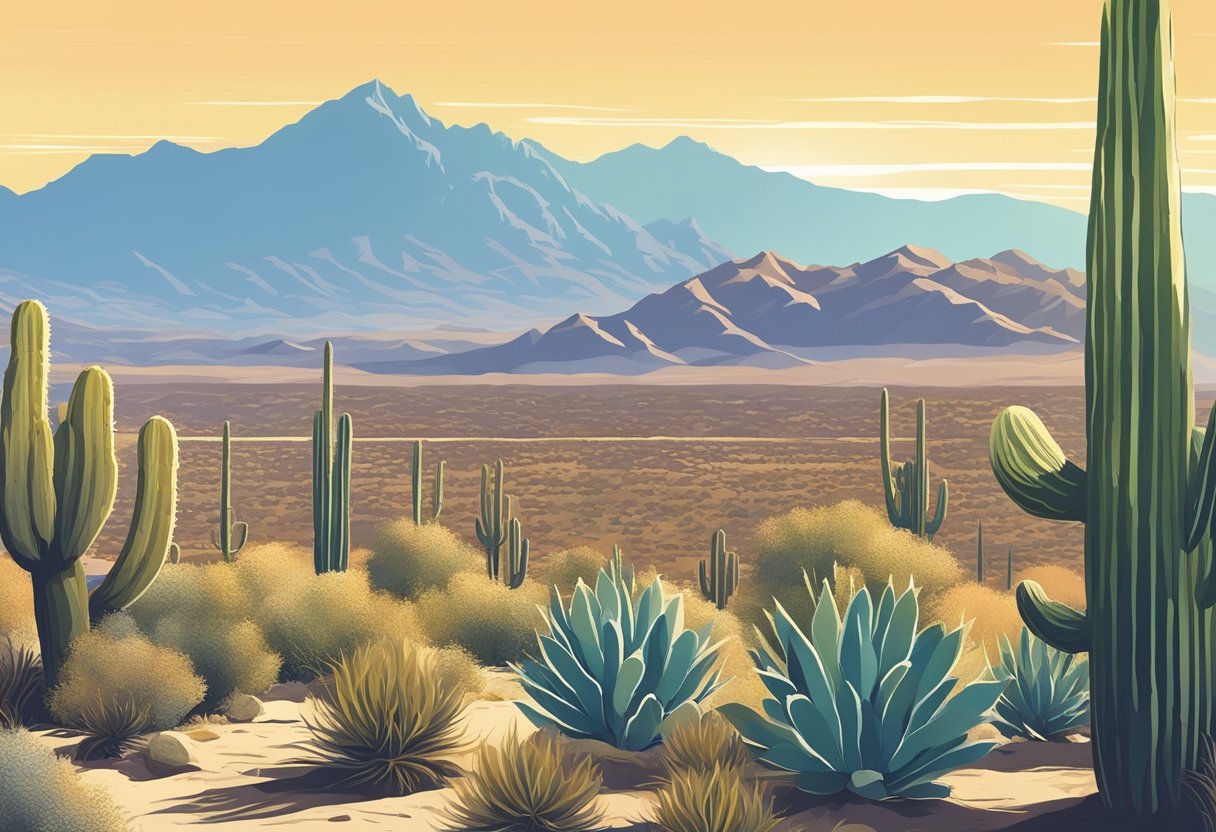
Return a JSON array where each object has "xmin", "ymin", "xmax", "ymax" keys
[
  {"xmin": 532, "ymin": 546, "xmax": 606, "ymax": 592},
  {"xmin": 663, "ymin": 711, "xmax": 751, "ymax": 775},
  {"xmin": 127, "ymin": 564, "xmax": 281, "ymax": 708},
  {"xmin": 741, "ymin": 501, "xmax": 964, "ymax": 628},
  {"xmin": 415, "ymin": 573, "xmax": 547, "ymax": 666},
  {"xmin": 302, "ymin": 640, "xmax": 464, "ymax": 795},
  {"xmin": 0, "ymin": 558, "xmax": 36, "ymax": 647},
  {"xmin": 367, "ymin": 521, "xmax": 482, "ymax": 600},
  {"xmin": 0, "ymin": 728, "xmax": 128, "ymax": 832},
  {"xmin": 1018, "ymin": 565, "xmax": 1086, "ymax": 610},
  {"xmin": 73, "ymin": 697, "xmax": 152, "ymax": 762},
  {"xmin": 651, "ymin": 764, "xmax": 780, "ymax": 832},
  {"xmin": 0, "ymin": 636, "xmax": 44, "ymax": 728},
  {"xmin": 444, "ymin": 729, "xmax": 604, "ymax": 832},
  {"xmin": 49, "ymin": 616, "xmax": 204, "ymax": 731}
]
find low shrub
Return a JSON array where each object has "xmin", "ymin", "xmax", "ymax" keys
[
  {"xmin": 444, "ymin": 729, "xmax": 604, "ymax": 832},
  {"xmin": 433, "ymin": 645, "xmax": 486, "ymax": 699},
  {"xmin": 415, "ymin": 572, "xmax": 547, "ymax": 666},
  {"xmin": 722, "ymin": 578, "xmax": 1004, "ymax": 800},
  {"xmin": 740, "ymin": 501, "xmax": 964, "ymax": 628},
  {"xmin": 0, "ymin": 728, "xmax": 128, "ymax": 832},
  {"xmin": 532, "ymin": 546, "xmax": 606, "ymax": 592},
  {"xmin": 988, "ymin": 627, "xmax": 1090, "ymax": 741},
  {"xmin": 49, "ymin": 616, "xmax": 204, "ymax": 731},
  {"xmin": 679, "ymin": 591, "xmax": 765, "ymax": 710},
  {"xmin": 301, "ymin": 640, "xmax": 464, "ymax": 795},
  {"xmin": 367, "ymin": 521, "xmax": 482, "ymax": 600},
  {"xmin": 663, "ymin": 711, "xmax": 750, "ymax": 775},
  {"xmin": 928, "ymin": 581, "xmax": 1022, "ymax": 681},
  {"xmin": 0, "ymin": 558, "xmax": 35, "ymax": 647},
  {"xmin": 127, "ymin": 563, "xmax": 281, "ymax": 707},
  {"xmin": 651, "ymin": 764, "xmax": 780, "ymax": 832},
  {"xmin": 514, "ymin": 553, "xmax": 725, "ymax": 751},
  {"xmin": 0, "ymin": 636, "xmax": 44, "ymax": 728},
  {"xmin": 73, "ymin": 697, "xmax": 152, "ymax": 762}
]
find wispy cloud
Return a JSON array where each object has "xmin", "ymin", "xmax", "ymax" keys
[
  {"xmin": 191, "ymin": 100, "xmax": 320, "ymax": 107},
  {"xmin": 5, "ymin": 133, "xmax": 222, "ymax": 142},
  {"xmin": 764, "ymin": 161, "xmax": 1092, "ymax": 177},
  {"xmin": 525, "ymin": 116, "xmax": 1094, "ymax": 131},
  {"xmin": 432, "ymin": 101, "xmax": 631, "ymax": 112},
  {"xmin": 785, "ymin": 95, "xmax": 1094, "ymax": 104}
]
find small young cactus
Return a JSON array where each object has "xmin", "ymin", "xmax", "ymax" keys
[
  {"xmin": 698, "ymin": 529, "xmax": 739, "ymax": 610},
  {"xmin": 211, "ymin": 421, "xmax": 249, "ymax": 562},
  {"xmin": 879, "ymin": 389, "xmax": 948, "ymax": 540},
  {"xmin": 411, "ymin": 439, "xmax": 444, "ymax": 526}
]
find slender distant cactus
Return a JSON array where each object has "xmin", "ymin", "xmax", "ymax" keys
[
  {"xmin": 211, "ymin": 421, "xmax": 248, "ymax": 562},
  {"xmin": 988, "ymin": 0, "xmax": 1216, "ymax": 815},
  {"xmin": 610, "ymin": 544, "xmax": 634, "ymax": 591},
  {"xmin": 976, "ymin": 520, "xmax": 984, "ymax": 584},
  {"xmin": 1006, "ymin": 548, "xmax": 1013, "ymax": 592},
  {"xmin": 312, "ymin": 343, "xmax": 352, "ymax": 574},
  {"xmin": 0, "ymin": 301, "xmax": 179, "ymax": 685},
  {"xmin": 477, "ymin": 459, "xmax": 527, "ymax": 587},
  {"xmin": 698, "ymin": 529, "xmax": 739, "ymax": 610},
  {"xmin": 504, "ymin": 516, "xmax": 530, "ymax": 590},
  {"xmin": 879, "ymin": 389, "xmax": 948, "ymax": 540},
  {"xmin": 411, "ymin": 439, "xmax": 444, "ymax": 526}
]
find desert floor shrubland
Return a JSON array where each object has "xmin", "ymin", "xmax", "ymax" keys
[{"xmin": 367, "ymin": 521, "xmax": 482, "ymax": 600}]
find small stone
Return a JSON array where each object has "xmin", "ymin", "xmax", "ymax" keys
[
  {"xmin": 223, "ymin": 693, "xmax": 264, "ymax": 723},
  {"xmin": 145, "ymin": 731, "xmax": 200, "ymax": 770}
]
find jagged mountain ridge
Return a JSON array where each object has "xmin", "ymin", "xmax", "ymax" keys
[{"xmin": 370, "ymin": 245, "xmax": 1085, "ymax": 375}]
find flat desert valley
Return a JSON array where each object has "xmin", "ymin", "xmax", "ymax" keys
[{"xmin": 83, "ymin": 376, "xmax": 1149, "ymax": 579}]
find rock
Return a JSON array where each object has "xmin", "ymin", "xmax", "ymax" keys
[
  {"xmin": 223, "ymin": 693, "xmax": 264, "ymax": 723},
  {"xmin": 145, "ymin": 731, "xmax": 200, "ymax": 771}
]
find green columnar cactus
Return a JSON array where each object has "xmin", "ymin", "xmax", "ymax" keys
[
  {"xmin": 976, "ymin": 520, "xmax": 985, "ymax": 583},
  {"xmin": 504, "ymin": 516, "xmax": 530, "ymax": 589},
  {"xmin": 989, "ymin": 0, "xmax": 1216, "ymax": 815},
  {"xmin": 410, "ymin": 439, "xmax": 444, "ymax": 526},
  {"xmin": 211, "ymin": 421, "xmax": 248, "ymax": 562},
  {"xmin": 698, "ymin": 529, "xmax": 739, "ymax": 610},
  {"xmin": 312, "ymin": 343, "xmax": 352, "ymax": 574},
  {"xmin": 1006, "ymin": 548, "xmax": 1013, "ymax": 592},
  {"xmin": 0, "ymin": 301, "xmax": 179, "ymax": 685},
  {"xmin": 477, "ymin": 459, "xmax": 509, "ymax": 580},
  {"xmin": 879, "ymin": 389, "xmax": 947, "ymax": 540}
]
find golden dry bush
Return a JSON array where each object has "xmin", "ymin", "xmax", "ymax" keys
[
  {"xmin": 1018, "ymin": 565, "xmax": 1087, "ymax": 610},
  {"xmin": 127, "ymin": 563, "xmax": 280, "ymax": 708},
  {"xmin": 663, "ymin": 711, "xmax": 751, "ymax": 775},
  {"xmin": 0, "ymin": 728, "xmax": 128, "ymax": 832},
  {"xmin": 414, "ymin": 572, "xmax": 548, "ymax": 667},
  {"xmin": 927, "ymin": 581, "xmax": 1022, "ymax": 681},
  {"xmin": 679, "ymin": 590, "xmax": 765, "ymax": 710},
  {"xmin": 444, "ymin": 729, "xmax": 605, "ymax": 832},
  {"xmin": 533, "ymin": 546, "xmax": 607, "ymax": 593},
  {"xmin": 367, "ymin": 521, "xmax": 482, "ymax": 600},
  {"xmin": 651, "ymin": 764, "xmax": 780, "ymax": 832},
  {"xmin": 741, "ymin": 501, "xmax": 964, "ymax": 629},
  {"xmin": 49, "ymin": 615, "xmax": 204, "ymax": 732},
  {"xmin": 0, "ymin": 558, "xmax": 35, "ymax": 648},
  {"xmin": 432, "ymin": 645, "xmax": 486, "ymax": 699}
]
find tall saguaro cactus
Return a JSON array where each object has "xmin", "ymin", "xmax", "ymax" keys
[
  {"xmin": 879, "ymin": 389, "xmax": 948, "ymax": 540},
  {"xmin": 989, "ymin": 0, "xmax": 1216, "ymax": 815},
  {"xmin": 698, "ymin": 528, "xmax": 739, "ymax": 610},
  {"xmin": 0, "ymin": 301, "xmax": 179, "ymax": 684},
  {"xmin": 411, "ymin": 439, "xmax": 444, "ymax": 526},
  {"xmin": 312, "ymin": 343, "xmax": 352, "ymax": 574},
  {"xmin": 477, "ymin": 459, "xmax": 527, "ymax": 587},
  {"xmin": 211, "ymin": 421, "xmax": 248, "ymax": 561}
]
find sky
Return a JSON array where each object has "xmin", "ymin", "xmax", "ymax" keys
[{"xmin": 4, "ymin": 0, "xmax": 1216, "ymax": 209}]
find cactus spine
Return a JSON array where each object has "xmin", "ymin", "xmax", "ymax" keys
[
  {"xmin": 0, "ymin": 301, "xmax": 179, "ymax": 685},
  {"xmin": 312, "ymin": 343, "xmax": 352, "ymax": 574},
  {"xmin": 698, "ymin": 528, "xmax": 739, "ymax": 610},
  {"xmin": 879, "ymin": 389, "xmax": 947, "ymax": 540},
  {"xmin": 211, "ymin": 421, "xmax": 248, "ymax": 561},
  {"xmin": 411, "ymin": 439, "xmax": 444, "ymax": 526},
  {"xmin": 976, "ymin": 520, "xmax": 984, "ymax": 583},
  {"xmin": 988, "ymin": 0, "xmax": 1216, "ymax": 815},
  {"xmin": 477, "ymin": 459, "xmax": 527, "ymax": 587}
]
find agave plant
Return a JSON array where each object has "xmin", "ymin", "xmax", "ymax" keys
[
  {"xmin": 721, "ymin": 577, "xmax": 1005, "ymax": 800},
  {"xmin": 512, "ymin": 550, "xmax": 726, "ymax": 751},
  {"xmin": 987, "ymin": 627, "xmax": 1090, "ymax": 742},
  {"xmin": 73, "ymin": 696, "xmax": 152, "ymax": 762},
  {"xmin": 0, "ymin": 637, "xmax": 44, "ymax": 729}
]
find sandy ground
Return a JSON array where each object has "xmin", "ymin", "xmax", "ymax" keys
[{"xmin": 33, "ymin": 671, "xmax": 1098, "ymax": 832}]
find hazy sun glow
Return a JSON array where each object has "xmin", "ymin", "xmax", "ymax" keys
[{"xmin": 5, "ymin": 0, "xmax": 1216, "ymax": 207}]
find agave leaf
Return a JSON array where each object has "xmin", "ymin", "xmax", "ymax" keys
[
  {"xmin": 878, "ymin": 585, "xmax": 918, "ymax": 678},
  {"xmin": 621, "ymin": 693, "xmax": 664, "ymax": 751},
  {"xmin": 655, "ymin": 629, "xmax": 699, "ymax": 705},
  {"xmin": 848, "ymin": 769, "xmax": 888, "ymax": 801},
  {"xmin": 612, "ymin": 652, "xmax": 646, "ymax": 718}
]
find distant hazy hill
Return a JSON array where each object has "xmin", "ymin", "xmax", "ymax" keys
[
  {"xmin": 0, "ymin": 81, "xmax": 732, "ymax": 335},
  {"xmin": 548, "ymin": 137, "xmax": 1216, "ymax": 287},
  {"xmin": 364, "ymin": 245, "xmax": 1085, "ymax": 375}
]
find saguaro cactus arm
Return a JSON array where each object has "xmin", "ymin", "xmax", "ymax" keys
[
  {"xmin": 989, "ymin": 407, "xmax": 1086, "ymax": 522},
  {"xmin": 1015, "ymin": 580, "xmax": 1089, "ymax": 654},
  {"xmin": 1185, "ymin": 405, "xmax": 1216, "ymax": 551},
  {"xmin": 89, "ymin": 416, "xmax": 178, "ymax": 619}
]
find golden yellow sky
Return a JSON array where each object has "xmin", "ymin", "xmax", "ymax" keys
[{"xmin": 5, "ymin": 0, "xmax": 1216, "ymax": 207}]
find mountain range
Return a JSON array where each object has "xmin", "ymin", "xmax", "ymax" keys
[{"xmin": 362, "ymin": 245, "xmax": 1086, "ymax": 375}]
